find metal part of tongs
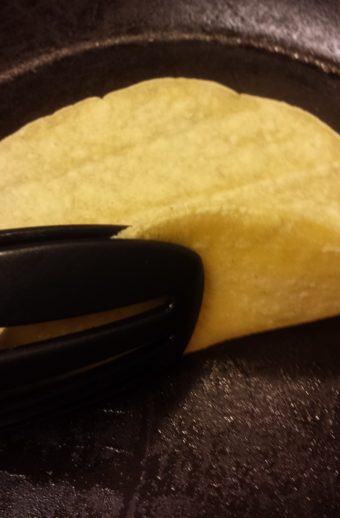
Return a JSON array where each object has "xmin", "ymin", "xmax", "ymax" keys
[{"xmin": 0, "ymin": 225, "xmax": 204, "ymax": 427}]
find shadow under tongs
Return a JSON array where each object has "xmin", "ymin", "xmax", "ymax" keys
[{"xmin": 0, "ymin": 313, "xmax": 339, "ymax": 436}]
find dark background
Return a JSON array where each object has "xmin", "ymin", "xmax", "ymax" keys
[{"xmin": 0, "ymin": 1, "xmax": 339, "ymax": 517}]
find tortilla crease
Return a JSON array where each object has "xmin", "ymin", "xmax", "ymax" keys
[{"xmin": 1, "ymin": 78, "xmax": 340, "ymax": 352}]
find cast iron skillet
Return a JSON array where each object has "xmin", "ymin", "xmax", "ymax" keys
[{"xmin": 0, "ymin": 1, "xmax": 339, "ymax": 517}]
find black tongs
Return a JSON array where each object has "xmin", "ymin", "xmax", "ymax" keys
[{"xmin": 0, "ymin": 225, "xmax": 204, "ymax": 427}]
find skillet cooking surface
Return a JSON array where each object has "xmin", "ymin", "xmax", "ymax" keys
[{"xmin": 0, "ymin": 1, "xmax": 339, "ymax": 516}]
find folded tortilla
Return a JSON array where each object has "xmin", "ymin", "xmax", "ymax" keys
[{"xmin": 1, "ymin": 78, "xmax": 339, "ymax": 352}]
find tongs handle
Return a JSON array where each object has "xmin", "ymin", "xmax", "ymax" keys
[
  {"xmin": 0, "ymin": 234, "xmax": 201, "ymax": 326},
  {"xmin": 0, "ymin": 225, "xmax": 204, "ymax": 426}
]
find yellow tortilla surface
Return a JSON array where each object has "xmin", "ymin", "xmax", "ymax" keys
[{"xmin": 0, "ymin": 78, "xmax": 340, "ymax": 352}]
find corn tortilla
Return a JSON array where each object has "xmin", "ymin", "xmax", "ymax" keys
[{"xmin": 0, "ymin": 78, "xmax": 340, "ymax": 352}]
